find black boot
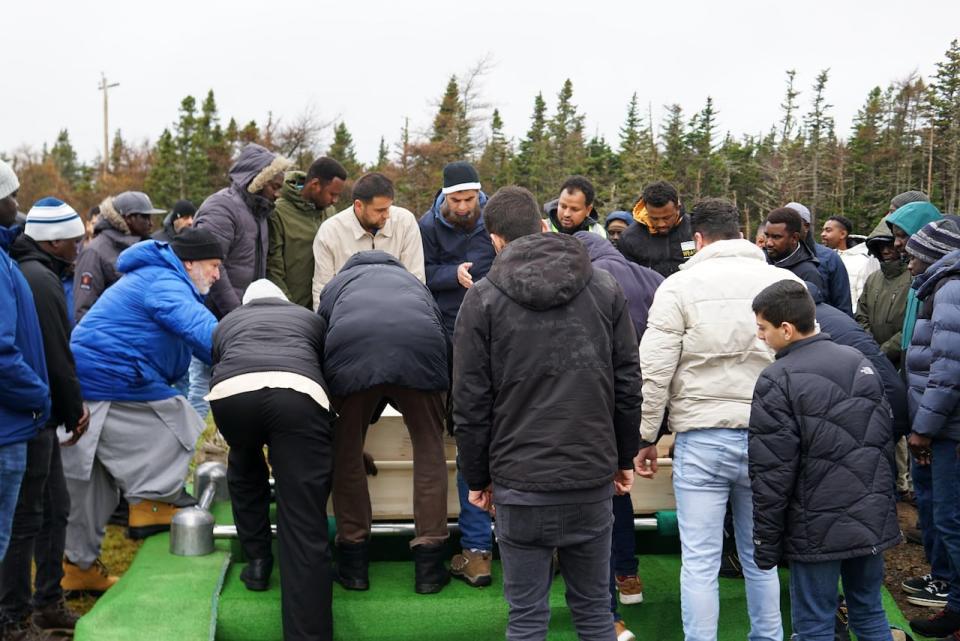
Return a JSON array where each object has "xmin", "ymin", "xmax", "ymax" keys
[
  {"xmin": 909, "ymin": 608, "xmax": 960, "ymax": 639},
  {"xmin": 413, "ymin": 543, "xmax": 450, "ymax": 594},
  {"xmin": 240, "ymin": 556, "xmax": 274, "ymax": 591},
  {"xmin": 335, "ymin": 542, "xmax": 369, "ymax": 591}
]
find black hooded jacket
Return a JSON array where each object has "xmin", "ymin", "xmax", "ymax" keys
[
  {"xmin": 9, "ymin": 234, "xmax": 84, "ymax": 430},
  {"xmin": 452, "ymin": 233, "xmax": 642, "ymax": 493},
  {"xmin": 749, "ymin": 333, "xmax": 900, "ymax": 570},
  {"xmin": 769, "ymin": 241, "xmax": 824, "ymax": 290},
  {"xmin": 618, "ymin": 214, "xmax": 695, "ymax": 278}
]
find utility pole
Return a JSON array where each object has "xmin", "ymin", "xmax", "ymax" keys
[{"xmin": 98, "ymin": 72, "xmax": 119, "ymax": 178}]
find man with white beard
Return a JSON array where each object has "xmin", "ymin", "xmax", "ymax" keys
[{"xmin": 60, "ymin": 229, "xmax": 222, "ymax": 593}]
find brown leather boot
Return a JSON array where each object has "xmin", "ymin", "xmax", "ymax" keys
[
  {"xmin": 32, "ymin": 599, "xmax": 80, "ymax": 633},
  {"xmin": 61, "ymin": 558, "xmax": 118, "ymax": 596},
  {"xmin": 449, "ymin": 549, "xmax": 492, "ymax": 587},
  {"xmin": 128, "ymin": 500, "xmax": 179, "ymax": 539}
]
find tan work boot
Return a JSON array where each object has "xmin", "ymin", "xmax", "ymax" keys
[
  {"xmin": 61, "ymin": 558, "xmax": 119, "ymax": 595},
  {"xmin": 128, "ymin": 500, "xmax": 179, "ymax": 539},
  {"xmin": 449, "ymin": 549, "xmax": 492, "ymax": 587},
  {"xmin": 614, "ymin": 619, "xmax": 637, "ymax": 641}
]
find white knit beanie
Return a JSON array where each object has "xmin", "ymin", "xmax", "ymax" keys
[
  {"xmin": 24, "ymin": 198, "xmax": 86, "ymax": 241},
  {"xmin": 0, "ymin": 159, "xmax": 19, "ymax": 200}
]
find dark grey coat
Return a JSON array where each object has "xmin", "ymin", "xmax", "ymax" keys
[
  {"xmin": 749, "ymin": 333, "xmax": 900, "ymax": 570},
  {"xmin": 195, "ymin": 144, "xmax": 280, "ymax": 319}
]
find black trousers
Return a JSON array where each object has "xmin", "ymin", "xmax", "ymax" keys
[
  {"xmin": 211, "ymin": 388, "xmax": 334, "ymax": 641},
  {"xmin": 0, "ymin": 427, "xmax": 70, "ymax": 620}
]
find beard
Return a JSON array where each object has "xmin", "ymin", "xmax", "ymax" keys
[
  {"xmin": 187, "ymin": 263, "xmax": 214, "ymax": 295},
  {"xmin": 441, "ymin": 199, "xmax": 481, "ymax": 229}
]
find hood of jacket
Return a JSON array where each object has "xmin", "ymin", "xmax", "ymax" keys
[
  {"xmin": 631, "ymin": 199, "xmax": 685, "ymax": 232},
  {"xmin": 0, "ymin": 224, "xmax": 20, "ymax": 252},
  {"xmin": 340, "ymin": 249, "xmax": 406, "ymax": 273},
  {"xmin": 576, "ymin": 229, "xmax": 624, "ymax": 263},
  {"xmin": 8, "ymin": 234, "xmax": 70, "ymax": 277},
  {"xmin": 886, "ymin": 201, "xmax": 942, "ymax": 236},
  {"xmin": 97, "ymin": 196, "xmax": 131, "ymax": 235},
  {"xmin": 916, "ymin": 249, "xmax": 960, "ymax": 300},
  {"xmin": 278, "ymin": 170, "xmax": 315, "ymax": 212},
  {"xmin": 543, "ymin": 198, "xmax": 601, "ymax": 234},
  {"xmin": 229, "ymin": 143, "xmax": 284, "ymax": 192},
  {"xmin": 771, "ymin": 239, "xmax": 820, "ymax": 270},
  {"xmin": 429, "ymin": 190, "xmax": 489, "ymax": 233},
  {"xmin": 115, "ymin": 240, "xmax": 200, "ymax": 298},
  {"xmin": 486, "ymin": 233, "xmax": 592, "ymax": 311}
]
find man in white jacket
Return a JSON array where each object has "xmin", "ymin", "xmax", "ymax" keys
[
  {"xmin": 821, "ymin": 215, "xmax": 879, "ymax": 313},
  {"xmin": 634, "ymin": 198, "xmax": 800, "ymax": 641}
]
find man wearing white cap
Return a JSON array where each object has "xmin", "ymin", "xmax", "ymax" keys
[
  {"xmin": 73, "ymin": 191, "xmax": 164, "ymax": 322},
  {"xmin": 2, "ymin": 198, "xmax": 88, "ymax": 636}
]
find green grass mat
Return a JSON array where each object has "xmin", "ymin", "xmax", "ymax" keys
[{"xmin": 74, "ymin": 533, "xmax": 230, "ymax": 641}]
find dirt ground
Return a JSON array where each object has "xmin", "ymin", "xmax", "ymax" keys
[{"xmin": 884, "ymin": 500, "xmax": 934, "ymax": 623}]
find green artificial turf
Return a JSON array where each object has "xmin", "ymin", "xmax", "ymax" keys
[{"xmin": 74, "ymin": 533, "xmax": 230, "ymax": 641}]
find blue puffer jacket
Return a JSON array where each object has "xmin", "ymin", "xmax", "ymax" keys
[
  {"xmin": 71, "ymin": 240, "xmax": 218, "ymax": 402},
  {"xmin": 807, "ymin": 283, "xmax": 909, "ymax": 438},
  {"xmin": 906, "ymin": 249, "xmax": 960, "ymax": 441},
  {"xmin": 575, "ymin": 231, "xmax": 663, "ymax": 339},
  {"xmin": 419, "ymin": 191, "xmax": 495, "ymax": 335},
  {"xmin": 0, "ymin": 226, "xmax": 49, "ymax": 446},
  {"xmin": 318, "ymin": 251, "xmax": 449, "ymax": 396}
]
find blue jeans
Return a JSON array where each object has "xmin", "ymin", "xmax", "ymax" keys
[
  {"xmin": 931, "ymin": 438, "xmax": 960, "ymax": 612},
  {"xmin": 187, "ymin": 357, "xmax": 211, "ymax": 421},
  {"xmin": 0, "ymin": 442, "xmax": 28, "ymax": 560},
  {"xmin": 673, "ymin": 429, "xmax": 782, "ymax": 641},
  {"xmin": 456, "ymin": 467, "xmax": 492, "ymax": 551},
  {"xmin": 913, "ymin": 457, "xmax": 951, "ymax": 581},
  {"xmin": 496, "ymin": 499, "xmax": 615, "ymax": 641},
  {"xmin": 790, "ymin": 554, "xmax": 891, "ymax": 641}
]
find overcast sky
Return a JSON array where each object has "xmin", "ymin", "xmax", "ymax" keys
[{"xmin": 5, "ymin": 1, "xmax": 959, "ymax": 166}]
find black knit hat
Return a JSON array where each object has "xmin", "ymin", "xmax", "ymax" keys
[
  {"xmin": 170, "ymin": 227, "xmax": 224, "ymax": 261},
  {"xmin": 171, "ymin": 199, "xmax": 197, "ymax": 221},
  {"xmin": 442, "ymin": 161, "xmax": 481, "ymax": 195}
]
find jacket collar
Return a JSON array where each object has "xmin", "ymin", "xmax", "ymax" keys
[
  {"xmin": 681, "ymin": 238, "xmax": 766, "ymax": 270},
  {"xmin": 775, "ymin": 332, "xmax": 831, "ymax": 359},
  {"xmin": 348, "ymin": 206, "xmax": 394, "ymax": 240}
]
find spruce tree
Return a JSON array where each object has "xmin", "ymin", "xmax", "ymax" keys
[{"xmin": 328, "ymin": 122, "xmax": 363, "ymax": 177}]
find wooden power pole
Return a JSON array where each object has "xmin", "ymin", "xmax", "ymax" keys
[{"xmin": 98, "ymin": 73, "xmax": 119, "ymax": 178}]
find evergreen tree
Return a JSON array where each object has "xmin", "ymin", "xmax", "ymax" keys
[
  {"xmin": 928, "ymin": 39, "xmax": 960, "ymax": 211},
  {"xmin": 477, "ymin": 109, "xmax": 513, "ymax": 192},
  {"xmin": 660, "ymin": 104, "xmax": 690, "ymax": 189},
  {"xmin": 375, "ymin": 136, "xmax": 389, "ymax": 171},
  {"xmin": 328, "ymin": 122, "xmax": 363, "ymax": 177},
  {"xmin": 617, "ymin": 93, "xmax": 656, "ymax": 204},
  {"xmin": 431, "ymin": 76, "xmax": 471, "ymax": 160},
  {"xmin": 49, "ymin": 129, "xmax": 81, "ymax": 187},
  {"xmin": 848, "ymin": 87, "xmax": 887, "ymax": 217},
  {"xmin": 513, "ymin": 93, "xmax": 551, "ymax": 201},
  {"xmin": 585, "ymin": 135, "xmax": 617, "ymax": 210},
  {"xmin": 145, "ymin": 128, "xmax": 181, "ymax": 208},
  {"xmin": 546, "ymin": 79, "xmax": 586, "ymax": 188},
  {"xmin": 804, "ymin": 70, "xmax": 833, "ymax": 216}
]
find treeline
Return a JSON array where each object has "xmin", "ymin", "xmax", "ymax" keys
[{"xmin": 6, "ymin": 40, "xmax": 960, "ymax": 235}]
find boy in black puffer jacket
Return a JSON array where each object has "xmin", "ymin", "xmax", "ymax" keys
[{"xmin": 748, "ymin": 280, "xmax": 899, "ymax": 641}]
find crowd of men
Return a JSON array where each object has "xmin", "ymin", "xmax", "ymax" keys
[{"xmin": 1, "ymin": 144, "xmax": 959, "ymax": 641}]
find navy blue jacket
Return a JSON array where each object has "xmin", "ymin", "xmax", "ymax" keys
[
  {"xmin": 419, "ymin": 192, "xmax": 495, "ymax": 335},
  {"xmin": 814, "ymin": 241, "xmax": 853, "ymax": 317},
  {"xmin": 906, "ymin": 250, "xmax": 960, "ymax": 442},
  {"xmin": 575, "ymin": 231, "xmax": 663, "ymax": 339},
  {"xmin": 808, "ymin": 283, "xmax": 909, "ymax": 438},
  {"xmin": 318, "ymin": 251, "xmax": 449, "ymax": 396},
  {"xmin": 0, "ymin": 226, "xmax": 50, "ymax": 447}
]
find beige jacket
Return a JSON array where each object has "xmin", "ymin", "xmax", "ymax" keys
[
  {"xmin": 639, "ymin": 238, "xmax": 802, "ymax": 442},
  {"xmin": 311, "ymin": 205, "xmax": 426, "ymax": 310}
]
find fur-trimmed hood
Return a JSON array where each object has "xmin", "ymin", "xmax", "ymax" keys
[
  {"xmin": 97, "ymin": 196, "xmax": 131, "ymax": 235},
  {"xmin": 229, "ymin": 143, "xmax": 292, "ymax": 194}
]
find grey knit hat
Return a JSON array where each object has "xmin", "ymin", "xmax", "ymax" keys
[
  {"xmin": 890, "ymin": 190, "xmax": 929, "ymax": 211},
  {"xmin": 905, "ymin": 219, "xmax": 960, "ymax": 264}
]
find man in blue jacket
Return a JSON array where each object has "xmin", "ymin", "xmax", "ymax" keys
[
  {"xmin": 785, "ymin": 201, "xmax": 853, "ymax": 316},
  {"xmin": 61, "ymin": 229, "xmax": 221, "ymax": 594},
  {"xmin": 0, "ymin": 160, "xmax": 50, "ymax": 571},
  {"xmin": 419, "ymin": 161, "xmax": 496, "ymax": 588}
]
